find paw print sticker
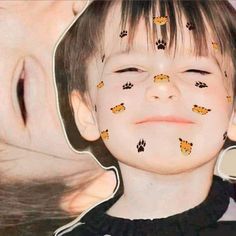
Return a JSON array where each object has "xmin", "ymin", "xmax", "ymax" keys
[
  {"xmin": 155, "ymin": 39, "xmax": 167, "ymax": 50},
  {"xmin": 212, "ymin": 42, "xmax": 219, "ymax": 50},
  {"xmin": 224, "ymin": 70, "xmax": 228, "ymax": 78},
  {"xmin": 223, "ymin": 131, "xmax": 227, "ymax": 140},
  {"xmin": 137, "ymin": 139, "xmax": 146, "ymax": 153},
  {"xmin": 192, "ymin": 104, "xmax": 211, "ymax": 115},
  {"xmin": 120, "ymin": 30, "xmax": 128, "ymax": 38},
  {"xmin": 101, "ymin": 129, "xmax": 109, "ymax": 140},
  {"xmin": 123, "ymin": 82, "xmax": 134, "ymax": 89},
  {"xmin": 226, "ymin": 96, "xmax": 232, "ymax": 103},
  {"xmin": 101, "ymin": 54, "xmax": 105, "ymax": 63},
  {"xmin": 186, "ymin": 22, "xmax": 195, "ymax": 30},
  {"xmin": 195, "ymin": 81, "xmax": 208, "ymax": 88},
  {"xmin": 110, "ymin": 103, "xmax": 126, "ymax": 114},
  {"xmin": 97, "ymin": 81, "xmax": 104, "ymax": 89}
]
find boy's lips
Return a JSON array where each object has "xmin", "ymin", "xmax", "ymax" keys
[{"xmin": 134, "ymin": 115, "xmax": 195, "ymax": 125}]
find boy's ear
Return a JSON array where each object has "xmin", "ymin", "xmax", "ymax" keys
[
  {"xmin": 71, "ymin": 91, "xmax": 100, "ymax": 141},
  {"xmin": 227, "ymin": 109, "xmax": 236, "ymax": 141}
]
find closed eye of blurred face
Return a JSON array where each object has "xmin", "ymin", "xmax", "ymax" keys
[
  {"xmin": 86, "ymin": 5, "xmax": 234, "ymax": 174},
  {"xmin": 0, "ymin": 1, "xmax": 104, "ymax": 181}
]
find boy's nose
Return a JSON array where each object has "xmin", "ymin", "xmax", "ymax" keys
[{"xmin": 145, "ymin": 77, "xmax": 180, "ymax": 102}]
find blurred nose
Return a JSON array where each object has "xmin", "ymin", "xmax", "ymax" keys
[{"xmin": 145, "ymin": 75, "xmax": 180, "ymax": 102}]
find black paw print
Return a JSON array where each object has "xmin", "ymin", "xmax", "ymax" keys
[
  {"xmin": 186, "ymin": 22, "xmax": 195, "ymax": 30},
  {"xmin": 223, "ymin": 131, "xmax": 227, "ymax": 140},
  {"xmin": 101, "ymin": 54, "xmax": 105, "ymax": 63},
  {"xmin": 123, "ymin": 82, "xmax": 134, "ymax": 89},
  {"xmin": 120, "ymin": 30, "xmax": 128, "ymax": 38},
  {"xmin": 155, "ymin": 39, "xmax": 167, "ymax": 50},
  {"xmin": 137, "ymin": 139, "xmax": 146, "ymax": 153},
  {"xmin": 224, "ymin": 70, "xmax": 228, "ymax": 78},
  {"xmin": 195, "ymin": 81, "xmax": 208, "ymax": 88}
]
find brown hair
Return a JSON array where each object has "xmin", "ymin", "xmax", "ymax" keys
[{"xmin": 55, "ymin": 0, "xmax": 236, "ymax": 151}]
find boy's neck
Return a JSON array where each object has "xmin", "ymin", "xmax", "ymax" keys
[{"xmin": 107, "ymin": 158, "xmax": 217, "ymax": 219}]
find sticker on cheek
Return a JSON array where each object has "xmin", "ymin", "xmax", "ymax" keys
[
  {"xmin": 153, "ymin": 16, "xmax": 168, "ymax": 25},
  {"xmin": 226, "ymin": 96, "xmax": 232, "ymax": 103},
  {"xmin": 123, "ymin": 82, "xmax": 134, "ymax": 89},
  {"xmin": 154, "ymin": 74, "xmax": 170, "ymax": 83},
  {"xmin": 195, "ymin": 81, "xmax": 208, "ymax": 88},
  {"xmin": 224, "ymin": 71, "xmax": 228, "ymax": 78},
  {"xmin": 186, "ymin": 22, "xmax": 195, "ymax": 30},
  {"xmin": 110, "ymin": 103, "xmax": 126, "ymax": 114},
  {"xmin": 179, "ymin": 138, "xmax": 193, "ymax": 156},
  {"xmin": 192, "ymin": 104, "xmax": 211, "ymax": 115},
  {"xmin": 223, "ymin": 131, "xmax": 227, "ymax": 140},
  {"xmin": 120, "ymin": 30, "xmax": 128, "ymax": 38},
  {"xmin": 212, "ymin": 42, "xmax": 219, "ymax": 50},
  {"xmin": 155, "ymin": 39, "xmax": 167, "ymax": 50},
  {"xmin": 95, "ymin": 105, "xmax": 97, "ymax": 112},
  {"xmin": 97, "ymin": 81, "xmax": 104, "ymax": 89},
  {"xmin": 101, "ymin": 129, "xmax": 109, "ymax": 140},
  {"xmin": 136, "ymin": 139, "xmax": 146, "ymax": 153}
]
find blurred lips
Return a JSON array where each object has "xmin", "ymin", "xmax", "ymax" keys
[{"xmin": 135, "ymin": 116, "xmax": 195, "ymax": 125}]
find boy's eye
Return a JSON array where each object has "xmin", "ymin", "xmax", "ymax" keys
[
  {"xmin": 185, "ymin": 69, "xmax": 211, "ymax": 75},
  {"xmin": 115, "ymin": 67, "xmax": 144, "ymax": 73}
]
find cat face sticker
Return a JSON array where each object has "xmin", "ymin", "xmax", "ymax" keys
[
  {"xmin": 179, "ymin": 138, "xmax": 193, "ymax": 156},
  {"xmin": 97, "ymin": 81, "xmax": 104, "ymax": 88},
  {"xmin": 153, "ymin": 16, "xmax": 168, "ymax": 25},
  {"xmin": 110, "ymin": 103, "xmax": 126, "ymax": 114},
  {"xmin": 154, "ymin": 74, "xmax": 170, "ymax": 83},
  {"xmin": 192, "ymin": 105, "xmax": 211, "ymax": 115},
  {"xmin": 212, "ymin": 42, "xmax": 219, "ymax": 50},
  {"xmin": 101, "ymin": 129, "xmax": 109, "ymax": 140}
]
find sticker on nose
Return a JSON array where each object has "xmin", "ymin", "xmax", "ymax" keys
[
  {"xmin": 123, "ymin": 82, "xmax": 134, "ymax": 89},
  {"xmin": 110, "ymin": 103, "xmax": 126, "ymax": 114},
  {"xmin": 101, "ymin": 129, "xmax": 109, "ymax": 140},
  {"xmin": 155, "ymin": 39, "xmax": 167, "ymax": 50},
  {"xmin": 120, "ymin": 30, "xmax": 128, "ymax": 38},
  {"xmin": 137, "ymin": 139, "xmax": 146, "ymax": 153},
  {"xmin": 226, "ymin": 96, "xmax": 232, "ymax": 103},
  {"xmin": 192, "ymin": 105, "xmax": 211, "ymax": 115},
  {"xmin": 154, "ymin": 74, "xmax": 170, "ymax": 83},
  {"xmin": 179, "ymin": 138, "xmax": 193, "ymax": 156},
  {"xmin": 153, "ymin": 16, "xmax": 168, "ymax": 25},
  {"xmin": 97, "ymin": 81, "xmax": 104, "ymax": 89}
]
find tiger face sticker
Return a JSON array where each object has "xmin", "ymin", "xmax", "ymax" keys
[
  {"xmin": 101, "ymin": 129, "xmax": 109, "ymax": 140},
  {"xmin": 179, "ymin": 138, "xmax": 193, "ymax": 156},
  {"xmin": 192, "ymin": 105, "xmax": 211, "ymax": 115},
  {"xmin": 97, "ymin": 81, "xmax": 104, "ymax": 89},
  {"xmin": 110, "ymin": 103, "xmax": 126, "ymax": 114},
  {"xmin": 154, "ymin": 74, "xmax": 170, "ymax": 83},
  {"xmin": 153, "ymin": 16, "xmax": 168, "ymax": 25}
]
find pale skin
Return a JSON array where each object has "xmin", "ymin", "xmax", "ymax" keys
[
  {"xmin": 0, "ymin": 0, "xmax": 115, "ymax": 213},
  {"xmin": 72, "ymin": 3, "xmax": 236, "ymax": 220}
]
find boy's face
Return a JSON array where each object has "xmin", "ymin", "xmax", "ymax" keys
[{"xmin": 83, "ymin": 5, "xmax": 234, "ymax": 174}]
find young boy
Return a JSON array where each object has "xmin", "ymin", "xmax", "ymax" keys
[{"xmin": 54, "ymin": 0, "xmax": 236, "ymax": 235}]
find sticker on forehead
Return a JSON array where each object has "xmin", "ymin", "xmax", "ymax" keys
[
  {"xmin": 186, "ymin": 22, "xmax": 195, "ymax": 30},
  {"xmin": 102, "ymin": 54, "xmax": 105, "ymax": 63},
  {"xmin": 137, "ymin": 139, "xmax": 146, "ymax": 153},
  {"xmin": 110, "ymin": 103, "xmax": 126, "ymax": 114},
  {"xmin": 212, "ymin": 42, "xmax": 219, "ymax": 50},
  {"xmin": 179, "ymin": 138, "xmax": 193, "ymax": 156},
  {"xmin": 192, "ymin": 105, "xmax": 211, "ymax": 115},
  {"xmin": 120, "ymin": 30, "xmax": 128, "ymax": 38},
  {"xmin": 223, "ymin": 131, "xmax": 227, "ymax": 140},
  {"xmin": 123, "ymin": 82, "xmax": 134, "ymax": 89},
  {"xmin": 195, "ymin": 81, "xmax": 208, "ymax": 88},
  {"xmin": 154, "ymin": 74, "xmax": 170, "ymax": 83},
  {"xmin": 101, "ymin": 129, "xmax": 109, "ymax": 141},
  {"xmin": 97, "ymin": 81, "xmax": 104, "ymax": 89},
  {"xmin": 155, "ymin": 39, "xmax": 167, "ymax": 50},
  {"xmin": 153, "ymin": 16, "xmax": 168, "ymax": 26}
]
